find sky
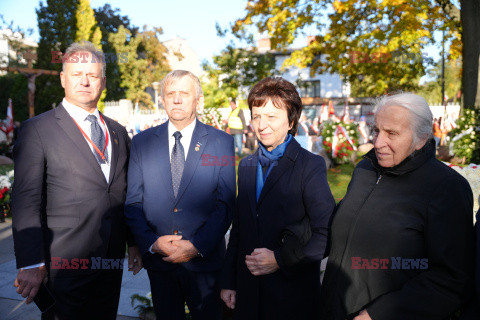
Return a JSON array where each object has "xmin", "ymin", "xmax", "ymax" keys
[
  {"xmin": 0, "ymin": 0, "xmax": 249, "ymax": 62},
  {"xmin": 0, "ymin": 0, "xmax": 445, "ymax": 81}
]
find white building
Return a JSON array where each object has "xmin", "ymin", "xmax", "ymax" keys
[
  {"xmin": 162, "ymin": 36, "xmax": 204, "ymax": 78},
  {"xmin": 0, "ymin": 29, "xmax": 38, "ymax": 74}
]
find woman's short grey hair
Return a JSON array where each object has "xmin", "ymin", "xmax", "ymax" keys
[
  {"xmin": 63, "ymin": 41, "xmax": 106, "ymax": 78},
  {"xmin": 160, "ymin": 70, "xmax": 203, "ymax": 99},
  {"xmin": 374, "ymin": 93, "xmax": 433, "ymax": 145}
]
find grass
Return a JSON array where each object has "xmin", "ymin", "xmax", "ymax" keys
[{"xmin": 326, "ymin": 163, "xmax": 355, "ymax": 203}]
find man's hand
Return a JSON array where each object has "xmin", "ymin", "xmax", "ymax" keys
[
  {"xmin": 245, "ymin": 248, "xmax": 279, "ymax": 276},
  {"xmin": 162, "ymin": 240, "xmax": 199, "ymax": 264},
  {"xmin": 353, "ymin": 309, "xmax": 372, "ymax": 320},
  {"xmin": 13, "ymin": 265, "xmax": 47, "ymax": 304},
  {"xmin": 221, "ymin": 289, "xmax": 236, "ymax": 309},
  {"xmin": 127, "ymin": 246, "xmax": 143, "ymax": 275},
  {"xmin": 151, "ymin": 235, "xmax": 182, "ymax": 256}
]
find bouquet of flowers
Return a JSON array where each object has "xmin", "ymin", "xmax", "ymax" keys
[
  {"xmin": 321, "ymin": 120, "xmax": 359, "ymax": 164},
  {"xmin": 0, "ymin": 170, "xmax": 13, "ymax": 221},
  {"xmin": 450, "ymin": 108, "xmax": 479, "ymax": 164}
]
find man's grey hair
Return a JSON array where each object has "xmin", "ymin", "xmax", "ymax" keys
[
  {"xmin": 159, "ymin": 70, "xmax": 203, "ymax": 99},
  {"xmin": 374, "ymin": 92, "xmax": 433, "ymax": 145},
  {"xmin": 63, "ymin": 41, "xmax": 106, "ymax": 78}
]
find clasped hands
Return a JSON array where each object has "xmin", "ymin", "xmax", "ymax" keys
[
  {"xmin": 152, "ymin": 235, "xmax": 199, "ymax": 263},
  {"xmin": 221, "ymin": 248, "xmax": 279, "ymax": 310}
]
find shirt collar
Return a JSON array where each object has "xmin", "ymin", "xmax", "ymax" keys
[
  {"xmin": 168, "ymin": 118, "xmax": 197, "ymax": 139},
  {"xmin": 62, "ymin": 98, "xmax": 100, "ymax": 122}
]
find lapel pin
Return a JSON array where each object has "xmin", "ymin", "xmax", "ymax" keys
[
  {"xmin": 195, "ymin": 143, "xmax": 200, "ymax": 152},
  {"xmin": 114, "ymin": 138, "xmax": 118, "ymax": 144}
]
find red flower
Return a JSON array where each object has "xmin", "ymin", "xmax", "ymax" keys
[
  {"xmin": 0, "ymin": 193, "xmax": 4, "ymax": 199},
  {"xmin": 1, "ymin": 187, "xmax": 8, "ymax": 193}
]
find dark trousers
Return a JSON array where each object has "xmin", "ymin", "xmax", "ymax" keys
[
  {"xmin": 147, "ymin": 267, "xmax": 221, "ymax": 320},
  {"xmin": 42, "ymin": 269, "xmax": 123, "ymax": 320}
]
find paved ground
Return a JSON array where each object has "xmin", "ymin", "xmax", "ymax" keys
[{"xmin": 0, "ymin": 218, "xmax": 150, "ymax": 319}]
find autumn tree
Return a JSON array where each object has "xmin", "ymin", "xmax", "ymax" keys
[
  {"xmin": 109, "ymin": 25, "xmax": 170, "ymax": 107},
  {"xmin": 75, "ymin": 0, "xmax": 105, "ymax": 110},
  {"xmin": 35, "ymin": 0, "xmax": 78, "ymax": 115},
  {"xmin": 94, "ymin": 4, "xmax": 138, "ymax": 101},
  {"xmin": 230, "ymin": 0, "xmax": 478, "ymax": 106}
]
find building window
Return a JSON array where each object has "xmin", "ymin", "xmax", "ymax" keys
[{"xmin": 299, "ymin": 80, "xmax": 321, "ymax": 98}]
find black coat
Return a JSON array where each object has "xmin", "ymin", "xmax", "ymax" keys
[
  {"xmin": 320, "ymin": 140, "xmax": 475, "ymax": 320},
  {"xmin": 221, "ymin": 139, "xmax": 335, "ymax": 320}
]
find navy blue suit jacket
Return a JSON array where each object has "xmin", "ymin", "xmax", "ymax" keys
[{"xmin": 124, "ymin": 120, "xmax": 236, "ymax": 272}]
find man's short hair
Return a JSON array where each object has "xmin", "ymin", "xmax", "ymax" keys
[
  {"xmin": 63, "ymin": 41, "xmax": 106, "ymax": 77},
  {"xmin": 160, "ymin": 70, "xmax": 203, "ymax": 99}
]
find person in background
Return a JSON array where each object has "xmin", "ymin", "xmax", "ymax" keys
[
  {"xmin": 227, "ymin": 98, "xmax": 247, "ymax": 155},
  {"xmin": 433, "ymin": 117, "xmax": 442, "ymax": 147},
  {"xmin": 320, "ymin": 93, "xmax": 474, "ymax": 320},
  {"xmin": 220, "ymin": 76, "xmax": 335, "ymax": 320},
  {"xmin": 12, "ymin": 41, "xmax": 141, "ymax": 320}
]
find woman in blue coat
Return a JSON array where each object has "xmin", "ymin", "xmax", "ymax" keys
[{"xmin": 220, "ymin": 77, "xmax": 335, "ymax": 320}]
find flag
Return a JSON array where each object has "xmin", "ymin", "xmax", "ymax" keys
[{"xmin": 0, "ymin": 99, "xmax": 14, "ymax": 135}]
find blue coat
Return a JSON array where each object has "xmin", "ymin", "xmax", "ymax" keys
[
  {"xmin": 124, "ymin": 120, "xmax": 236, "ymax": 272},
  {"xmin": 221, "ymin": 138, "xmax": 335, "ymax": 320}
]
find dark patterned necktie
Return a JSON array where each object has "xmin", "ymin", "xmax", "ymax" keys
[
  {"xmin": 171, "ymin": 131, "xmax": 185, "ymax": 198},
  {"xmin": 86, "ymin": 114, "xmax": 108, "ymax": 165}
]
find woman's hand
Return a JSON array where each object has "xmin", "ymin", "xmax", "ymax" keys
[
  {"xmin": 245, "ymin": 248, "xmax": 279, "ymax": 276},
  {"xmin": 221, "ymin": 289, "xmax": 236, "ymax": 309},
  {"xmin": 352, "ymin": 309, "xmax": 372, "ymax": 320}
]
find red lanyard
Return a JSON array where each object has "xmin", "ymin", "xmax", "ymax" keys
[{"xmin": 73, "ymin": 114, "xmax": 109, "ymax": 163}]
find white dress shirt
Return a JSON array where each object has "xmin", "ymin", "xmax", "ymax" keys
[
  {"xmin": 62, "ymin": 98, "xmax": 112, "ymax": 182},
  {"xmin": 168, "ymin": 118, "xmax": 197, "ymax": 162}
]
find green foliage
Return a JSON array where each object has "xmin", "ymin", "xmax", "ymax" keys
[
  {"xmin": 109, "ymin": 26, "xmax": 170, "ymax": 107},
  {"xmin": 130, "ymin": 293, "xmax": 153, "ymax": 316},
  {"xmin": 75, "ymin": 0, "xmax": 105, "ymax": 111},
  {"xmin": 94, "ymin": 4, "xmax": 138, "ymax": 101},
  {"xmin": 232, "ymin": 0, "xmax": 459, "ymax": 96},
  {"xmin": 0, "ymin": 73, "xmax": 29, "ymax": 122},
  {"xmin": 321, "ymin": 120, "xmax": 359, "ymax": 164},
  {"xmin": 35, "ymin": 0, "xmax": 79, "ymax": 116},
  {"xmin": 415, "ymin": 59, "xmax": 462, "ymax": 105},
  {"xmin": 451, "ymin": 108, "xmax": 480, "ymax": 164},
  {"xmin": 203, "ymin": 45, "xmax": 278, "ymax": 103}
]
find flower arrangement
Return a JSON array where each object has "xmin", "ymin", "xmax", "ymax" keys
[
  {"xmin": 321, "ymin": 120, "xmax": 359, "ymax": 164},
  {"xmin": 450, "ymin": 108, "xmax": 479, "ymax": 164},
  {"xmin": 0, "ymin": 170, "xmax": 13, "ymax": 221}
]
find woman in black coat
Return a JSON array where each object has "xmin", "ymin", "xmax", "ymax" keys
[
  {"xmin": 320, "ymin": 93, "xmax": 475, "ymax": 320},
  {"xmin": 220, "ymin": 77, "xmax": 335, "ymax": 320}
]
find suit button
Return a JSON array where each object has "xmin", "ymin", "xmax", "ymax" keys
[
  {"xmin": 173, "ymin": 208, "xmax": 178, "ymax": 213},
  {"xmin": 173, "ymin": 230, "xmax": 178, "ymax": 235}
]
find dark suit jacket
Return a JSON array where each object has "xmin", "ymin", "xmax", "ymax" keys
[
  {"xmin": 124, "ymin": 120, "xmax": 236, "ymax": 272},
  {"xmin": 12, "ymin": 103, "xmax": 131, "ymax": 277},
  {"xmin": 220, "ymin": 139, "xmax": 335, "ymax": 320}
]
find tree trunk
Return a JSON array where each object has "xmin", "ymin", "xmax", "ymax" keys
[{"xmin": 461, "ymin": 0, "xmax": 480, "ymax": 109}]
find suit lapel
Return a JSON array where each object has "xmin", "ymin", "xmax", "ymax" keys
[
  {"xmin": 243, "ymin": 152, "xmax": 259, "ymax": 218},
  {"xmin": 54, "ymin": 104, "xmax": 106, "ymax": 181},
  {"xmin": 175, "ymin": 120, "xmax": 208, "ymax": 205},
  {"xmin": 103, "ymin": 116, "xmax": 119, "ymax": 185},
  {"xmin": 154, "ymin": 123, "xmax": 176, "ymax": 203},
  {"xmin": 257, "ymin": 139, "xmax": 301, "ymax": 206}
]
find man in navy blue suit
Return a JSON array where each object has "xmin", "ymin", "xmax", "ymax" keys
[{"xmin": 125, "ymin": 70, "xmax": 236, "ymax": 320}]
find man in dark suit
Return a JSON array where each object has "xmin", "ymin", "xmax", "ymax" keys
[
  {"xmin": 125, "ymin": 70, "xmax": 236, "ymax": 320},
  {"xmin": 12, "ymin": 41, "xmax": 142, "ymax": 320}
]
